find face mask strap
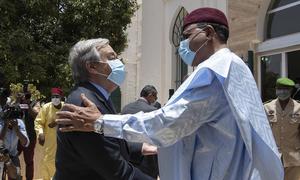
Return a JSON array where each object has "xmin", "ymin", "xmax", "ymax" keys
[
  {"xmin": 187, "ymin": 27, "xmax": 209, "ymax": 55},
  {"xmin": 95, "ymin": 72, "xmax": 109, "ymax": 78},
  {"xmin": 190, "ymin": 29, "xmax": 204, "ymax": 42},
  {"xmin": 194, "ymin": 38, "xmax": 209, "ymax": 54},
  {"xmin": 92, "ymin": 60, "xmax": 110, "ymax": 78}
]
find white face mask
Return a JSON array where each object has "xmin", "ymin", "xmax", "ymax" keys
[
  {"xmin": 51, "ymin": 98, "xmax": 61, "ymax": 106},
  {"xmin": 276, "ymin": 89, "xmax": 291, "ymax": 100}
]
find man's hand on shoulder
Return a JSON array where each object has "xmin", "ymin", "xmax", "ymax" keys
[{"xmin": 56, "ymin": 93, "xmax": 103, "ymax": 133}]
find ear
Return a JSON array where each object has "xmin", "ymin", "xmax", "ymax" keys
[
  {"xmin": 85, "ymin": 62, "xmax": 98, "ymax": 74},
  {"xmin": 203, "ymin": 25, "xmax": 215, "ymax": 41}
]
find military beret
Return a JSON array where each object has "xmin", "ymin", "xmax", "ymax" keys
[
  {"xmin": 183, "ymin": 7, "xmax": 229, "ymax": 30},
  {"xmin": 276, "ymin": 77, "xmax": 295, "ymax": 87}
]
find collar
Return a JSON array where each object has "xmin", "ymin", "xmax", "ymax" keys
[
  {"xmin": 275, "ymin": 98, "xmax": 293, "ymax": 112},
  {"xmin": 139, "ymin": 97, "xmax": 150, "ymax": 104},
  {"xmin": 89, "ymin": 82, "xmax": 110, "ymax": 100},
  {"xmin": 195, "ymin": 48, "xmax": 231, "ymax": 78}
]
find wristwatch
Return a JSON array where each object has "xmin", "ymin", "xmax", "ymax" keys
[{"xmin": 94, "ymin": 116, "xmax": 104, "ymax": 134}]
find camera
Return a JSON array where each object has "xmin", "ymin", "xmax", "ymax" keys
[
  {"xmin": 0, "ymin": 146, "xmax": 9, "ymax": 156},
  {"xmin": 0, "ymin": 86, "xmax": 22, "ymax": 121},
  {"xmin": 0, "ymin": 104, "xmax": 22, "ymax": 121},
  {"xmin": 0, "ymin": 80, "xmax": 30, "ymax": 121}
]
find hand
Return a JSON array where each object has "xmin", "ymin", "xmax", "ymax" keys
[
  {"xmin": 8, "ymin": 119, "xmax": 19, "ymax": 132},
  {"xmin": 141, "ymin": 143, "xmax": 157, "ymax": 156},
  {"xmin": 48, "ymin": 121, "xmax": 57, "ymax": 128},
  {"xmin": 56, "ymin": 94, "xmax": 102, "ymax": 132},
  {"xmin": 0, "ymin": 153, "xmax": 9, "ymax": 162},
  {"xmin": 38, "ymin": 133, "xmax": 45, "ymax": 146}
]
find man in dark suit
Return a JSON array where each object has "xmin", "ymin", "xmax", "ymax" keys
[
  {"xmin": 54, "ymin": 38, "xmax": 155, "ymax": 180},
  {"xmin": 122, "ymin": 85, "xmax": 157, "ymax": 114},
  {"xmin": 121, "ymin": 85, "xmax": 159, "ymax": 179}
]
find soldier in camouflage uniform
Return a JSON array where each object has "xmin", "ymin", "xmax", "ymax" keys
[{"xmin": 264, "ymin": 77, "xmax": 300, "ymax": 180}]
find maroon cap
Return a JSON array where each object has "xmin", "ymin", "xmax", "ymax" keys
[
  {"xmin": 183, "ymin": 7, "xmax": 228, "ymax": 30},
  {"xmin": 51, "ymin": 87, "xmax": 63, "ymax": 96}
]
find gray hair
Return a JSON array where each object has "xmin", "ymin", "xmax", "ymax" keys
[
  {"xmin": 68, "ymin": 38, "xmax": 109, "ymax": 84},
  {"xmin": 140, "ymin": 85, "xmax": 157, "ymax": 97}
]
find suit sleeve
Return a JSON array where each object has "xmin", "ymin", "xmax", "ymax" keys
[
  {"xmin": 66, "ymin": 91, "xmax": 155, "ymax": 180},
  {"xmin": 127, "ymin": 142, "xmax": 143, "ymax": 164}
]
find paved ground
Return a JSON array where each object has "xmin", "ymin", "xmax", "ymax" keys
[{"xmin": 19, "ymin": 143, "xmax": 44, "ymax": 179}]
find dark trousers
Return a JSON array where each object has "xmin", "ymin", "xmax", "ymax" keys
[
  {"xmin": 18, "ymin": 138, "xmax": 36, "ymax": 180},
  {"xmin": 3, "ymin": 155, "xmax": 21, "ymax": 180}
]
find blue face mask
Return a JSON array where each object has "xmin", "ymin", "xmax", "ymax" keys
[
  {"xmin": 178, "ymin": 31, "xmax": 208, "ymax": 66},
  {"xmin": 96, "ymin": 59, "xmax": 126, "ymax": 86}
]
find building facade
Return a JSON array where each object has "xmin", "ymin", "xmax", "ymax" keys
[
  {"xmin": 228, "ymin": 0, "xmax": 300, "ymax": 102},
  {"xmin": 118, "ymin": 0, "xmax": 300, "ymax": 109},
  {"xmin": 120, "ymin": 0, "xmax": 227, "ymax": 108}
]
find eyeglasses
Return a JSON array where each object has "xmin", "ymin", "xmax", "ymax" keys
[
  {"xmin": 181, "ymin": 24, "xmax": 208, "ymax": 40},
  {"xmin": 98, "ymin": 57, "xmax": 124, "ymax": 64}
]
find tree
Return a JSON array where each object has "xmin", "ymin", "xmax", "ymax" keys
[{"xmin": 0, "ymin": 0, "xmax": 138, "ymax": 97}]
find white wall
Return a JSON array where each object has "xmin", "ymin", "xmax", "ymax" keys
[
  {"xmin": 139, "ymin": 0, "xmax": 166, "ymax": 104},
  {"xmin": 120, "ymin": 0, "xmax": 142, "ymax": 107},
  {"xmin": 121, "ymin": 0, "xmax": 228, "ymax": 107},
  {"xmin": 140, "ymin": 0, "xmax": 227, "ymax": 104}
]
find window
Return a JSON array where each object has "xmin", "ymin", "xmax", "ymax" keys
[
  {"xmin": 270, "ymin": 0, "xmax": 299, "ymax": 8},
  {"xmin": 287, "ymin": 50, "xmax": 300, "ymax": 100},
  {"xmin": 258, "ymin": 0, "xmax": 300, "ymax": 101},
  {"xmin": 266, "ymin": 0, "xmax": 300, "ymax": 39},
  {"xmin": 260, "ymin": 54, "xmax": 281, "ymax": 101},
  {"xmin": 172, "ymin": 7, "xmax": 188, "ymax": 89}
]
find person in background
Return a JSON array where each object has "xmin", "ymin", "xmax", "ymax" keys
[
  {"xmin": 152, "ymin": 101, "xmax": 161, "ymax": 109},
  {"xmin": 0, "ymin": 145, "xmax": 18, "ymax": 180},
  {"xmin": 264, "ymin": 77, "xmax": 300, "ymax": 180},
  {"xmin": 18, "ymin": 94, "xmax": 40, "ymax": 180},
  {"xmin": 122, "ymin": 85, "xmax": 158, "ymax": 114},
  {"xmin": 121, "ymin": 85, "xmax": 159, "ymax": 178},
  {"xmin": 35, "ymin": 88, "xmax": 63, "ymax": 180},
  {"xmin": 0, "ymin": 86, "xmax": 29, "ymax": 180},
  {"xmin": 55, "ymin": 7, "xmax": 284, "ymax": 180}
]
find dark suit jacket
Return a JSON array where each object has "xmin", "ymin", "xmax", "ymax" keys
[
  {"xmin": 121, "ymin": 98, "xmax": 157, "ymax": 115},
  {"xmin": 121, "ymin": 99, "xmax": 159, "ymax": 178},
  {"xmin": 54, "ymin": 82, "xmax": 154, "ymax": 180}
]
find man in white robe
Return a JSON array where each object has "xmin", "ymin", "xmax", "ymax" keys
[{"xmin": 56, "ymin": 7, "xmax": 283, "ymax": 180}]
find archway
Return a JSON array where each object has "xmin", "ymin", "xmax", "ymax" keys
[{"xmin": 170, "ymin": 7, "xmax": 188, "ymax": 89}]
